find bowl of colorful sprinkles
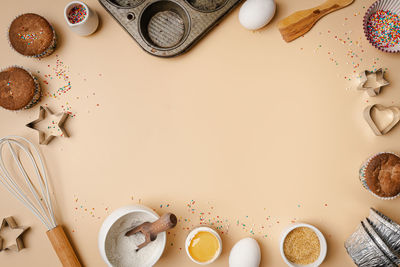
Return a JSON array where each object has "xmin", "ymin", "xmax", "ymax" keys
[
  {"xmin": 280, "ymin": 223, "xmax": 327, "ymax": 267},
  {"xmin": 363, "ymin": 0, "xmax": 400, "ymax": 53},
  {"xmin": 64, "ymin": 1, "xmax": 99, "ymax": 36}
]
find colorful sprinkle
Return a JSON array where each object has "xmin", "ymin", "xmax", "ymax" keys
[
  {"xmin": 367, "ymin": 10, "xmax": 400, "ymax": 48},
  {"xmin": 68, "ymin": 5, "xmax": 87, "ymax": 24}
]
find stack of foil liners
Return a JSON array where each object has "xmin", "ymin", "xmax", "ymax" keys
[{"xmin": 345, "ymin": 208, "xmax": 400, "ymax": 266}]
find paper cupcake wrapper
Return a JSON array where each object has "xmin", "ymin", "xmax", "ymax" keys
[
  {"xmin": 24, "ymin": 75, "xmax": 42, "ymax": 109},
  {"xmin": 368, "ymin": 208, "xmax": 400, "ymax": 255},
  {"xmin": 359, "ymin": 152, "xmax": 400, "ymax": 200},
  {"xmin": 7, "ymin": 14, "xmax": 57, "ymax": 58},
  {"xmin": 363, "ymin": 0, "xmax": 400, "ymax": 53},
  {"xmin": 0, "ymin": 66, "xmax": 41, "ymax": 110},
  {"xmin": 345, "ymin": 222, "xmax": 396, "ymax": 267}
]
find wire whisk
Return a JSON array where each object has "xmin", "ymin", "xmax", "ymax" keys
[{"xmin": 0, "ymin": 135, "xmax": 82, "ymax": 267}]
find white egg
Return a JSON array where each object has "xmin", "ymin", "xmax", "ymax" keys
[
  {"xmin": 239, "ymin": 0, "xmax": 276, "ymax": 30},
  {"xmin": 229, "ymin": 238, "xmax": 261, "ymax": 267}
]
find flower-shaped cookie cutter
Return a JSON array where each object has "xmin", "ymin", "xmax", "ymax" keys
[
  {"xmin": 0, "ymin": 216, "xmax": 29, "ymax": 252},
  {"xmin": 357, "ymin": 68, "xmax": 389, "ymax": 97},
  {"xmin": 26, "ymin": 106, "xmax": 69, "ymax": 145}
]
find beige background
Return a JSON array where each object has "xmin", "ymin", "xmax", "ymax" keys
[{"xmin": 1, "ymin": 0, "xmax": 400, "ymax": 266}]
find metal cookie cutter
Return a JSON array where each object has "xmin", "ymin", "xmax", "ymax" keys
[
  {"xmin": 357, "ymin": 68, "xmax": 389, "ymax": 97},
  {"xmin": 0, "ymin": 216, "xmax": 29, "ymax": 252},
  {"xmin": 26, "ymin": 106, "xmax": 69, "ymax": 145},
  {"xmin": 363, "ymin": 104, "xmax": 400, "ymax": 136}
]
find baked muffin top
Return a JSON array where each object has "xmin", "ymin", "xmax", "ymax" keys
[
  {"xmin": 0, "ymin": 67, "xmax": 36, "ymax": 110},
  {"xmin": 365, "ymin": 153, "xmax": 400, "ymax": 197},
  {"xmin": 9, "ymin": 13, "xmax": 54, "ymax": 56}
]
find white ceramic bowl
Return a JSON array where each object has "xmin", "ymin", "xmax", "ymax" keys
[
  {"xmin": 64, "ymin": 1, "xmax": 99, "ymax": 36},
  {"xmin": 98, "ymin": 205, "xmax": 166, "ymax": 267},
  {"xmin": 185, "ymin": 226, "xmax": 222, "ymax": 265},
  {"xmin": 280, "ymin": 223, "xmax": 327, "ymax": 267}
]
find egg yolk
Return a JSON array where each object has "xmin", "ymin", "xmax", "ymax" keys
[{"xmin": 188, "ymin": 231, "xmax": 219, "ymax": 263}]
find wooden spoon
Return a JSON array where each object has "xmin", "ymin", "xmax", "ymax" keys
[
  {"xmin": 125, "ymin": 213, "xmax": 177, "ymax": 251},
  {"xmin": 278, "ymin": 0, "xmax": 354, "ymax": 42}
]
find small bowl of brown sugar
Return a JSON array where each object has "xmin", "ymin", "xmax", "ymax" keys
[{"xmin": 280, "ymin": 223, "xmax": 327, "ymax": 267}]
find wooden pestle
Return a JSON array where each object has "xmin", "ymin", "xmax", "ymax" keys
[{"xmin": 125, "ymin": 213, "xmax": 177, "ymax": 251}]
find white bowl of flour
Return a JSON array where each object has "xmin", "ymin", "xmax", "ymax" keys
[{"xmin": 98, "ymin": 205, "xmax": 166, "ymax": 267}]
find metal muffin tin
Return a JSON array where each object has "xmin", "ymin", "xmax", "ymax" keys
[{"xmin": 99, "ymin": 0, "xmax": 242, "ymax": 57}]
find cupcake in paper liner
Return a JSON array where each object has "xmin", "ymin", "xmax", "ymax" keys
[
  {"xmin": 359, "ymin": 152, "xmax": 400, "ymax": 200},
  {"xmin": 363, "ymin": 0, "xmax": 400, "ymax": 53},
  {"xmin": 8, "ymin": 13, "xmax": 57, "ymax": 58},
  {"xmin": 0, "ymin": 66, "xmax": 41, "ymax": 111}
]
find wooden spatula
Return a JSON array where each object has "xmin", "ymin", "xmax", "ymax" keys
[
  {"xmin": 278, "ymin": 0, "xmax": 354, "ymax": 42},
  {"xmin": 125, "ymin": 213, "xmax": 177, "ymax": 251}
]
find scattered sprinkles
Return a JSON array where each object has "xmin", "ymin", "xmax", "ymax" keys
[
  {"xmin": 40, "ymin": 55, "xmax": 103, "ymax": 118},
  {"xmin": 17, "ymin": 31, "xmax": 43, "ymax": 45},
  {"xmin": 367, "ymin": 10, "xmax": 400, "ymax": 48},
  {"xmin": 68, "ymin": 5, "xmax": 87, "ymax": 24}
]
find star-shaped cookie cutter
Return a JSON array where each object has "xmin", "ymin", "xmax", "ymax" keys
[
  {"xmin": 357, "ymin": 68, "xmax": 389, "ymax": 97},
  {"xmin": 26, "ymin": 106, "xmax": 69, "ymax": 145},
  {"xmin": 0, "ymin": 216, "xmax": 29, "ymax": 252}
]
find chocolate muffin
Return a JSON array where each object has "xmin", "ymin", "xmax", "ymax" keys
[
  {"xmin": 0, "ymin": 67, "xmax": 41, "ymax": 110},
  {"xmin": 8, "ymin": 13, "xmax": 56, "ymax": 58},
  {"xmin": 365, "ymin": 153, "xmax": 400, "ymax": 198}
]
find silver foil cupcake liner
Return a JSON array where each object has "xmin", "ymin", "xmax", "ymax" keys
[
  {"xmin": 359, "ymin": 152, "xmax": 400, "ymax": 200},
  {"xmin": 345, "ymin": 222, "xmax": 396, "ymax": 267},
  {"xmin": 0, "ymin": 66, "xmax": 41, "ymax": 110},
  {"xmin": 363, "ymin": 218, "xmax": 400, "ymax": 264},
  {"xmin": 368, "ymin": 208, "xmax": 400, "ymax": 256},
  {"xmin": 363, "ymin": 0, "xmax": 400, "ymax": 53},
  {"xmin": 7, "ymin": 14, "xmax": 57, "ymax": 59}
]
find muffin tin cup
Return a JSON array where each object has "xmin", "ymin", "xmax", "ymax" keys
[
  {"xmin": 345, "ymin": 222, "xmax": 396, "ymax": 267},
  {"xmin": 363, "ymin": 0, "xmax": 400, "ymax": 53},
  {"xmin": 368, "ymin": 208, "xmax": 400, "ymax": 255},
  {"xmin": 359, "ymin": 152, "xmax": 400, "ymax": 200},
  {"xmin": 7, "ymin": 15, "xmax": 57, "ymax": 59},
  {"xmin": 0, "ymin": 66, "xmax": 42, "ymax": 110},
  {"xmin": 139, "ymin": 0, "xmax": 191, "ymax": 50},
  {"xmin": 98, "ymin": 0, "xmax": 242, "ymax": 57}
]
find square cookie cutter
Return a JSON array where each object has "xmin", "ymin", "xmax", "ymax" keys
[
  {"xmin": 26, "ymin": 106, "xmax": 69, "ymax": 145},
  {"xmin": 0, "ymin": 216, "xmax": 29, "ymax": 252},
  {"xmin": 357, "ymin": 68, "xmax": 389, "ymax": 97},
  {"xmin": 98, "ymin": 0, "xmax": 242, "ymax": 57},
  {"xmin": 364, "ymin": 104, "xmax": 400, "ymax": 136}
]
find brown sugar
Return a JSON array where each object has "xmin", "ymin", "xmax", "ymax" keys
[{"xmin": 283, "ymin": 227, "xmax": 320, "ymax": 265}]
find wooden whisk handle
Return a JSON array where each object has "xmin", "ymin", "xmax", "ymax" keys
[{"xmin": 46, "ymin": 225, "xmax": 82, "ymax": 267}]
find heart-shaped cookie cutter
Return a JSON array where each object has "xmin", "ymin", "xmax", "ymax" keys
[
  {"xmin": 363, "ymin": 104, "xmax": 400, "ymax": 136},
  {"xmin": 357, "ymin": 69, "xmax": 389, "ymax": 97}
]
